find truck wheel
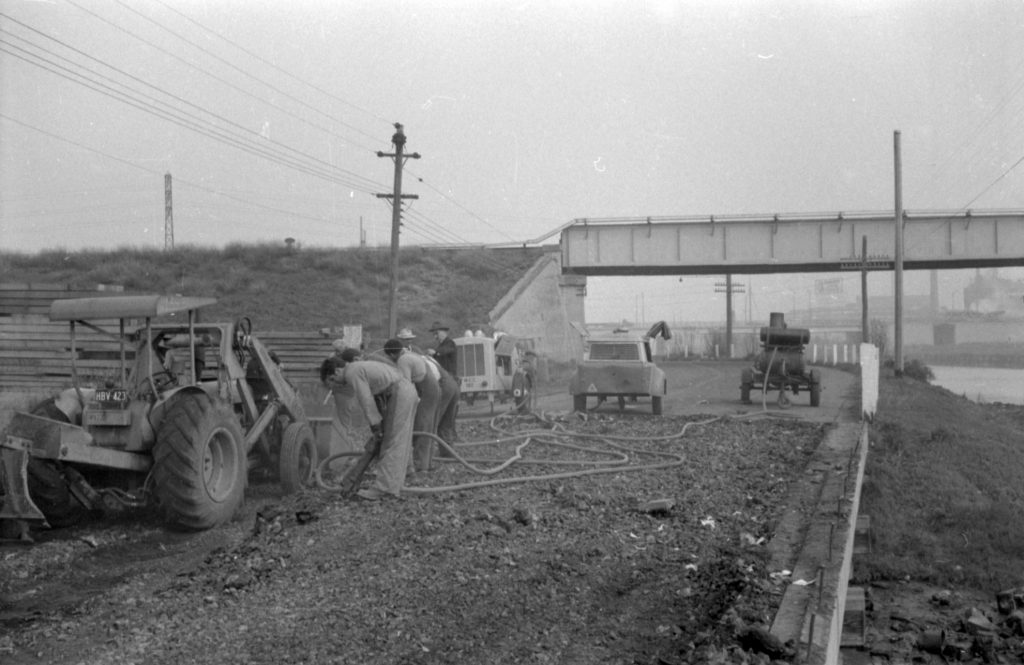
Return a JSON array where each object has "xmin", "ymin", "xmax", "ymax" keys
[
  {"xmin": 153, "ymin": 393, "xmax": 246, "ymax": 531},
  {"xmin": 279, "ymin": 422, "xmax": 317, "ymax": 494},
  {"xmin": 572, "ymin": 394, "xmax": 587, "ymax": 412},
  {"xmin": 652, "ymin": 396, "xmax": 663, "ymax": 416},
  {"xmin": 740, "ymin": 369, "xmax": 753, "ymax": 404},
  {"xmin": 809, "ymin": 370, "xmax": 821, "ymax": 407}
]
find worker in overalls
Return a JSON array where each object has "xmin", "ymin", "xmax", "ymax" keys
[{"xmin": 333, "ymin": 356, "xmax": 418, "ymax": 500}]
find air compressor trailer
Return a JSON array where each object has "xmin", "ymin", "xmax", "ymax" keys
[{"xmin": 740, "ymin": 312, "xmax": 821, "ymax": 408}]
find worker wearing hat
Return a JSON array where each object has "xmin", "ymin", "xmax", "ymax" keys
[
  {"xmin": 384, "ymin": 334, "xmax": 440, "ymax": 474},
  {"xmin": 427, "ymin": 322, "xmax": 460, "ymax": 449},
  {"xmin": 428, "ymin": 322, "xmax": 458, "ymax": 378},
  {"xmin": 396, "ymin": 328, "xmax": 459, "ymax": 461}
]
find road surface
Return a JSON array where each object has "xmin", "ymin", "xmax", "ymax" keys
[{"xmin": 461, "ymin": 360, "xmax": 860, "ymax": 424}]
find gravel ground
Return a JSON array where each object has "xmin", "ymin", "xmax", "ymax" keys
[{"xmin": 2, "ymin": 411, "xmax": 828, "ymax": 665}]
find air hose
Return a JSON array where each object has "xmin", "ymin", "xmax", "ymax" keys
[{"xmin": 314, "ymin": 409, "xmax": 724, "ymax": 495}]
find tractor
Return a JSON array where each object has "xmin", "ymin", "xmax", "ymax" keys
[
  {"xmin": 0, "ymin": 295, "xmax": 317, "ymax": 535},
  {"xmin": 741, "ymin": 312, "xmax": 821, "ymax": 408}
]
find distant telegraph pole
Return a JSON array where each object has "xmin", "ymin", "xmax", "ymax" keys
[
  {"xmin": 164, "ymin": 172, "xmax": 174, "ymax": 250},
  {"xmin": 376, "ymin": 123, "xmax": 420, "ymax": 337},
  {"xmin": 894, "ymin": 130, "xmax": 904, "ymax": 374},
  {"xmin": 714, "ymin": 275, "xmax": 744, "ymax": 358}
]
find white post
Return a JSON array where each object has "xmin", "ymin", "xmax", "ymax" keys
[
  {"xmin": 832, "ymin": 344, "xmax": 838, "ymax": 366},
  {"xmin": 812, "ymin": 344, "xmax": 818, "ymax": 364}
]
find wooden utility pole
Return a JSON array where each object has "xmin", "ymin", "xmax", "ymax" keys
[
  {"xmin": 376, "ymin": 123, "xmax": 420, "ymax": 337},
  {"xmin": 164, "ymin": 172, "xmax": 173, "ymax": 250},
  {"xmin": 714, "ymin": 275, "xmax": 744, "ymax": 358},
  {"xmin": 861, "ymin": 236, "xmax": 868, "ymax": 343},
  {"xmin": 894, "ymin": 130, "xmax": 904, "ymax": 374}
]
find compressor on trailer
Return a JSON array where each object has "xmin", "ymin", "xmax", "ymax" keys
[{"xmin": 740, "ymin": 312, "xmax": 821, "ymax": 408}]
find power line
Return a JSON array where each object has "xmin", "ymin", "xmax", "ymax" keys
[
  {"xmin": 0, "ymin": 18, "xmax": 383, "ymax": 192},
  {"xmin": 148, "ymin": 0, "xmax": 390, "ymax": 130},
  {"xmin": 0, "ymin": 112, "xmax": 362, "ymax": 233},
  {"xmin": 64, "ymin": 0, "xmax": 383, "ymax": 159},
  {"xmin": 109, "ymin": 0, "xmax": 387, "ymax": 150}
]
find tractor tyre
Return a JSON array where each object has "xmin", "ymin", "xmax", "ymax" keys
[
  {"xmin": 279, "ymin": 422, "xmax": 317, "ymax": 494},
  {"xmin": 652, "ymin": 396, "xmax": 663, "ymax": 416},
  {"xmin": 153, "ymin": 393, "xmax": 247, "ymax": 531},
  {"xmin": 809, "ymin": 370, "xmax": 822, "ymax": 407},
  {"xmin": 26, "ymin": 459, "xmax": 88, "ymax": 528},
  {"xmin": 512, "ymin": 372, "xmax": 534, "ymax": 415},
  {"xmin": 740, "ymin": 369, "xmax": 753, "ymax": 404},
  {"xmin": 572, "ymin": 394, "xmax": 587, "ymax": 413}
]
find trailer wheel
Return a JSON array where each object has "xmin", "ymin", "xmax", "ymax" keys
[
  {"xmin": 809, "ymin": 370, "xmax": 821, "ymax": 407},
  {"xmin": 279, "ymin": 422, "xmax": 317, "ymax": 494},
  {"xmin": 153, "ymin": 393, "xmax": 246, "ymax": 531},
  {"xmin": 512, "ymin": 372, "xmax": 534, "ymax": 415},
  {"xmin": 740, "ymin": 369, "xmax": 753, "ymax": 404},
  {"xmin": 572, "ymin": 394, "xmax": 587, "ymax": 413},
  {"xmin": 652, "ymin": 396, "xmax": 663, "ymax": 416}
]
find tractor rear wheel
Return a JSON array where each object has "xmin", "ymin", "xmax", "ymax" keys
[
  {"xmin": 153, "ymin": 393, "xmax": 246, "ymax": 531},
  {"xmin": 279, "ymin": 422, "xmax": 317, "ymax": 494},
  {"xmin": 572, "ymin": 394, "xmax": 587, "ymax": 413}
]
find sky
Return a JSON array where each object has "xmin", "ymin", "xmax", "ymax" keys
[{"xmin": 2, "ymin": 0, "xmax": 1023, "ymax": 323}]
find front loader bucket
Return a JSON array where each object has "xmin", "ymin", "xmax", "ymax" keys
[{"xmin": 0, "ymin": 435, "xmax": 47, "ymax": 523}]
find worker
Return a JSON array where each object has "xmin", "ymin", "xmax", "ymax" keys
[
  {"xmin": 333, "ymin": 355, "xmax": 418, "ymax": 500},
  {"xmin": 428, "ymin": 322, "xmax": 458, "ymax": 379},
  {"xmin": 385, "ymin": 335, "xmax": 440, "ymax": 474},
  {"xmin": 320, "ymin": 341, "xmax": 368, "ymax": 475},
  {"xmin": 395, "ymin": 327, "xmax": 460, "ymax": 452},
  {"xmin": 426, "ymin": 353, "xmax": 461, "ymax": 456}
]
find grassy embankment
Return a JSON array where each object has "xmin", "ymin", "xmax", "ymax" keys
[
  {"xmin": 862, "ymin": 373, "xmax": 1024, "ymax": 590},
  {"xmin": 0, "ymin": 243, "xmax": 544, "ymax": 339}
]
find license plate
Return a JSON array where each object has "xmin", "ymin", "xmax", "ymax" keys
[{"xmin": 95, "ymin": 389, "xmax": 128, "ymax": 403}]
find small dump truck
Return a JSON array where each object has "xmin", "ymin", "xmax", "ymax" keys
[
  {"xmin": 741, "ymin": 312, "xmax": 821, "ymax": 408},
  {"xmin": 570, "ymin": 321, "xmax": 670, "ymax": 415},
  {"xmin": 0, "ymin": 295, "xmax": 316, "ymax": 535}
]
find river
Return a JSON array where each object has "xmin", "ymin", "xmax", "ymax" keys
[{"xmin": 930, "ymin": 365, "xmax": 1024, "ymax": 406}]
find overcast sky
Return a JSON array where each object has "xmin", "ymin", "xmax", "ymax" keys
[{"xmin": 2, "ymin": 0, "xmax": 1023, "ymax": 322}]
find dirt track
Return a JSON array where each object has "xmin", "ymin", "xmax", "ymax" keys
[{"xmin": 0, "ymin": 362, "xmax": 842, "ymax": 664}]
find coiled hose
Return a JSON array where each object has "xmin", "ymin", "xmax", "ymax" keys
[{"xmin": 314, "ymin": 408, "xmax": 732, "ymax": 496}]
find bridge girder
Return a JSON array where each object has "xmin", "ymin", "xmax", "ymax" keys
[{"xmin": 559, "ymin": 210, "xmax": 1024, "ymax": 276}]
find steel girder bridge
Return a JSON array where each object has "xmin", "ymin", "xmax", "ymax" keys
[{"xmin": 558, "ymin": 210, "xmax": 1024, "ymax": 276}]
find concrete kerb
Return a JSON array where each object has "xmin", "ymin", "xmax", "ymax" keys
[{"xmin": 769, "ymin": 419, "xmax": 869, "ymax": 664}]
